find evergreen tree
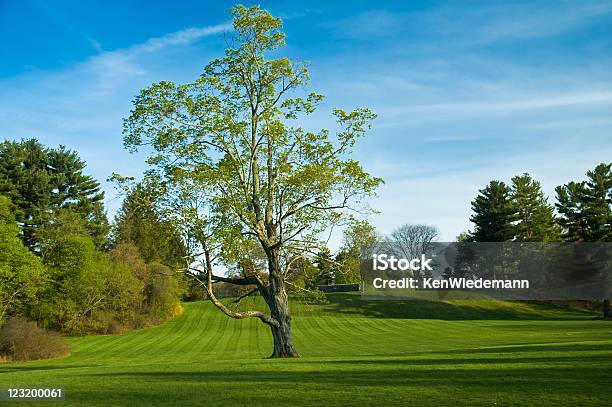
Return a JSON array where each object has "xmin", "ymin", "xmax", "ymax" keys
[
  {"xmin": 314, "ymin": 248, "xmax": 334, "ymax": 286},
  {"xmin": 113, "ymin": 184, "xmax": 187, "ymax": 267},
  {"xmin": 555, "ymin": 163, "xmax": 611, "ymax": 318},
  {"xmin": 511, "ymin": 173, "xmax": 560, "ymax": 242},
  {"xmin": 469, "ymin": 181, "xmax": 516, "ymax": 242},
  {"xmin": 555, "ymin": 163, "xmax": 612, "ymax": 242},
  {"xmin": 0, "ymin": 139, "xmax": 108, "ymax": 250}
]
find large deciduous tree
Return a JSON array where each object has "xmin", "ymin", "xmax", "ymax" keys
[{"xmin": 122, "ymin": 5, "xmax": 382, "ymax": 357}]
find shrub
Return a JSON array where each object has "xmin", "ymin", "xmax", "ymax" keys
[
  {"xmin": 0, "ymin": 317, "xmax": 69, "ymax": 361},
  {"xmin": 145, "ymin": 263, "xmax": 183, "ymax": 318}
]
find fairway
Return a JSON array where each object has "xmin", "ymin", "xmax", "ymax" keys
[{"xmin": 0, "ymin": 295, "xmax": 610, "ymax": 406}]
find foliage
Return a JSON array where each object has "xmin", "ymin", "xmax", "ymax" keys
[
  {"xmin": 0, "ymin": 317, "xmax": 68, "ymax": 361},
  {"xmin": 37, "ymin": 222, "xmax": 143, "ymax": 334},
  {"xmin": 287, "ymin": 280, "xmax": 329, "ymax": 304},
  {"xmin": 469, "ymin": 181, "xmax": 516, "ymax": 242},
  {"xmin": 313, "ymin": 248, "xmax": 335, "ymax": 286},
  {"xmin": 556, "ymin": 163, "xmax": 611, "ymax": 242},
  {"xmin": 145, "ymin": 263, "xmax": 183, "ymax": 320},
  {"xmin": 286, "ymin": 256, "xmax": 321, "ymax": 290},
  {"xmin": 122, "ymin": 5, "xmax": 382, "ymax": 356},
  {"xmin": 0, "ymin": 196, "xmax": 46, "ymax": 321},
  {"xmin": 113, "ymin": 184, "xmax": 187, "ymax": 267},
  {"xmin": 111, "ymin": 243, "xmax": 184, "ymax": 322},
  {"xmin": 511, "ymin": 173, "xmax": 561, "ymax": 242},
  {"xmin": 0, "ymin": 139, "xmax": 108, "ymax": 250},
  {"xmin": 335, "ymin": 220, "xmax": 379, "ymax": 284}
]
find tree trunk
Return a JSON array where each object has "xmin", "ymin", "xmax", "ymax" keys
[
  {"xmin": 603, "ymin": 299, "xmax": 611, "ymax": 319},
  {"xmin": 265, "ymin": 252, "xmax": 299, "ymax": 358},
  {"xmin": 268, "ymin": 309, "xmax": 299, "ymax": 358}
]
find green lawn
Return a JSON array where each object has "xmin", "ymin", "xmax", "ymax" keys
[{"xmin": 0, "ymin": 294, "xmax": 610, "ymax": 406}]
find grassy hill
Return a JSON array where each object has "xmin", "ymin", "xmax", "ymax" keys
[{"xmin": 0, "ymin": 294, "xmax": 610, "ymax": 406}]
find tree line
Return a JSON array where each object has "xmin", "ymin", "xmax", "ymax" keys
[
  {"xmin": 0, "ymin": 139, "xmax": 189, "ymax": 334},
  {"xmin": 465, "ymin": 165, "xmax": 611, "ymax": 318},
  {"xmin": 467, "ymin": 165, "xmax": 611, "ymax": 243}
]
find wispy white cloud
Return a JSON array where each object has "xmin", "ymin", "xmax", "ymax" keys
[
  {"xmin": 332, "ymin": 1, "xmax": 612, "ymax": 45},
  {"xmin": 129, "ymin": 23, "xmax": 231, "ymax": 54},
  {"xmin": 0, "ymin": 21, "xmax": 231, "ymax": 214},
  {"xmin": 472, "ymin": 1, "xmax": 612, "ymax": 44},
  {"xmin": 381, "ymin": 90, "xmax": 612, "ymax": 120}
]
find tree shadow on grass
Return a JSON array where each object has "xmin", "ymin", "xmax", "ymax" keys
[
  {"xmin": 0, "ymin": 364, "xmax": 99, "ymax": 374},
  {"xmin": 87, "ymin": 363, "xmax": 612, "ymax": 396},
  {"xmin": 320, "ymin": 294, "xmax": 598, "ymax": 321}
]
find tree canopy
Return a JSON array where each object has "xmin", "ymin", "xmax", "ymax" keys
[
  {"xmin": 469, "ymin": 181, "xmax": 516, "ymax": 242},
  {"xmin": 122, "ymin": 5, "xmax": 382, "ymax": 357},
  {"xmin": 0, "ymin": 139, "xmax": 108, "ymax": 250}
]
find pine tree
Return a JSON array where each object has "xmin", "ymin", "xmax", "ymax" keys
[
  {"xmin": 0, "ymin": 139, "xmax": 108, "ymax": 250},
  {"xmin": 555, "ymin": 163, "xmax": 612, "ymax": 242},
  {"xmin": 113, "ymin": 184, "xmax": 187, "ymax": 267},
  {"xmin": 555, "ymin": 162, "xmax": 612, "ymax": 318},
  {"xmin": 511, "ymin": 173, "xmax": 560, "ymax": 242},
  {"xmin": 469, "ymin": 181, "xmax": 516, "ymax": 242},
  {"xmin": 314, "ymin": 247, "xmax": 334, "ymax": 286}
]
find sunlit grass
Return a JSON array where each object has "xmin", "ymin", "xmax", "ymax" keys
[{"xmin": 0, "ymin": 295, "xmax": 610, "ymax": 406}]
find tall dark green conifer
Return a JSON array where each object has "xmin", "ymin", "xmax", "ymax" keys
[
  {"xmin": 113, "ymin": 184, "xmax": 186, "ymax": 267},
  {"xmin": 556, "ymin": 162, "xmax": 612, "ymax": 318},
  {"xmin": 469, "ymin": 181, "xmax": 516, "ymax": 242},
  {"xmin": 314, "ymin": 247, "xmax": 335, "ymax": 285},
  {"xmin": 0, "ymin": 139, "xmax": 108, "ymax": 250},
  {"xmin": 511, "ymin": 173, "xmax": 560, "ymax": 242},
  {"xmin": 555, "ymin": 163, "xmax": 612, "ymax": 242}
]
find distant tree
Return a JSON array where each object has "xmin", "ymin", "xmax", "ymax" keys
[
  {"xmin": 0, "ymin": 139, "xmax": 108, "ymax": 250},
  {"xmin": 36, "ymin": 217, "xmax": 143, "ymax": 333},
  {"xmin": 335, "ymin": 220, "xmax": 378, "ymax": 284},
  {"xmin": 455, "ymin": 232, "xmax": 471, "ymax": 242},
  {"xmin": 511, "ymin": 173, "xmax": 560, "ymax": 242},
  {"xmin": 388, "ymin": 223, "xmax": 439, "ymax": 256},
  {"xmin": 314, "ymin": 247, "xmax": 335, "ymax": 286},
  {"xmin": 111, "ymin": 243, "xmax": 184, "ymax": 320},
  {"xmin": 555, "ymin": 163, "xmax": 611, "ymax": 318},
  {"xmin": 0, "ymin": 196, "xmax": 46, "ymax": 321},
  {"xmin": 556, "ymin": 163, "xmax": 612, "ymax": 242},
  {"xmin": 144, "ymin": 263, "xmax": 183, "ymax": 320},
  {"xmin": 113, "ymin": 184, "xmax": 187, "ymax": 267},
  {"xmin": 469, "ymin": 181, "xmax": 516, "ymax": 242},
  {"xmin": 286, "ymin": 256, "xmax": 320, "ymax": 290},
  {"xmin": 383, "ymin": 223, "xmax": 439, "ymax": 278},
  {"xmin": 122, "ymin": 5, "xmax": 381, "ymax": 357}
]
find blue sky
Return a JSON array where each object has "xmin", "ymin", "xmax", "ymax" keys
[{"xmin": 1, "ymin": 0, "xmax": 612, "ymax": 245}]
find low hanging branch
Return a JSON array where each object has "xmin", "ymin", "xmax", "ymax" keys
[{"xmin": 185, "ymin": 268, "xmax": 279, "ymax": 327}]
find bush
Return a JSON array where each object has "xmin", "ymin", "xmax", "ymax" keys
[
  {"xmin": 145, "ymin": 263, "xmax": 183, "ymax": 319},
  {"xmin": 0, "ymin": 317, "xmax": 69, "ymax": 361}
]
